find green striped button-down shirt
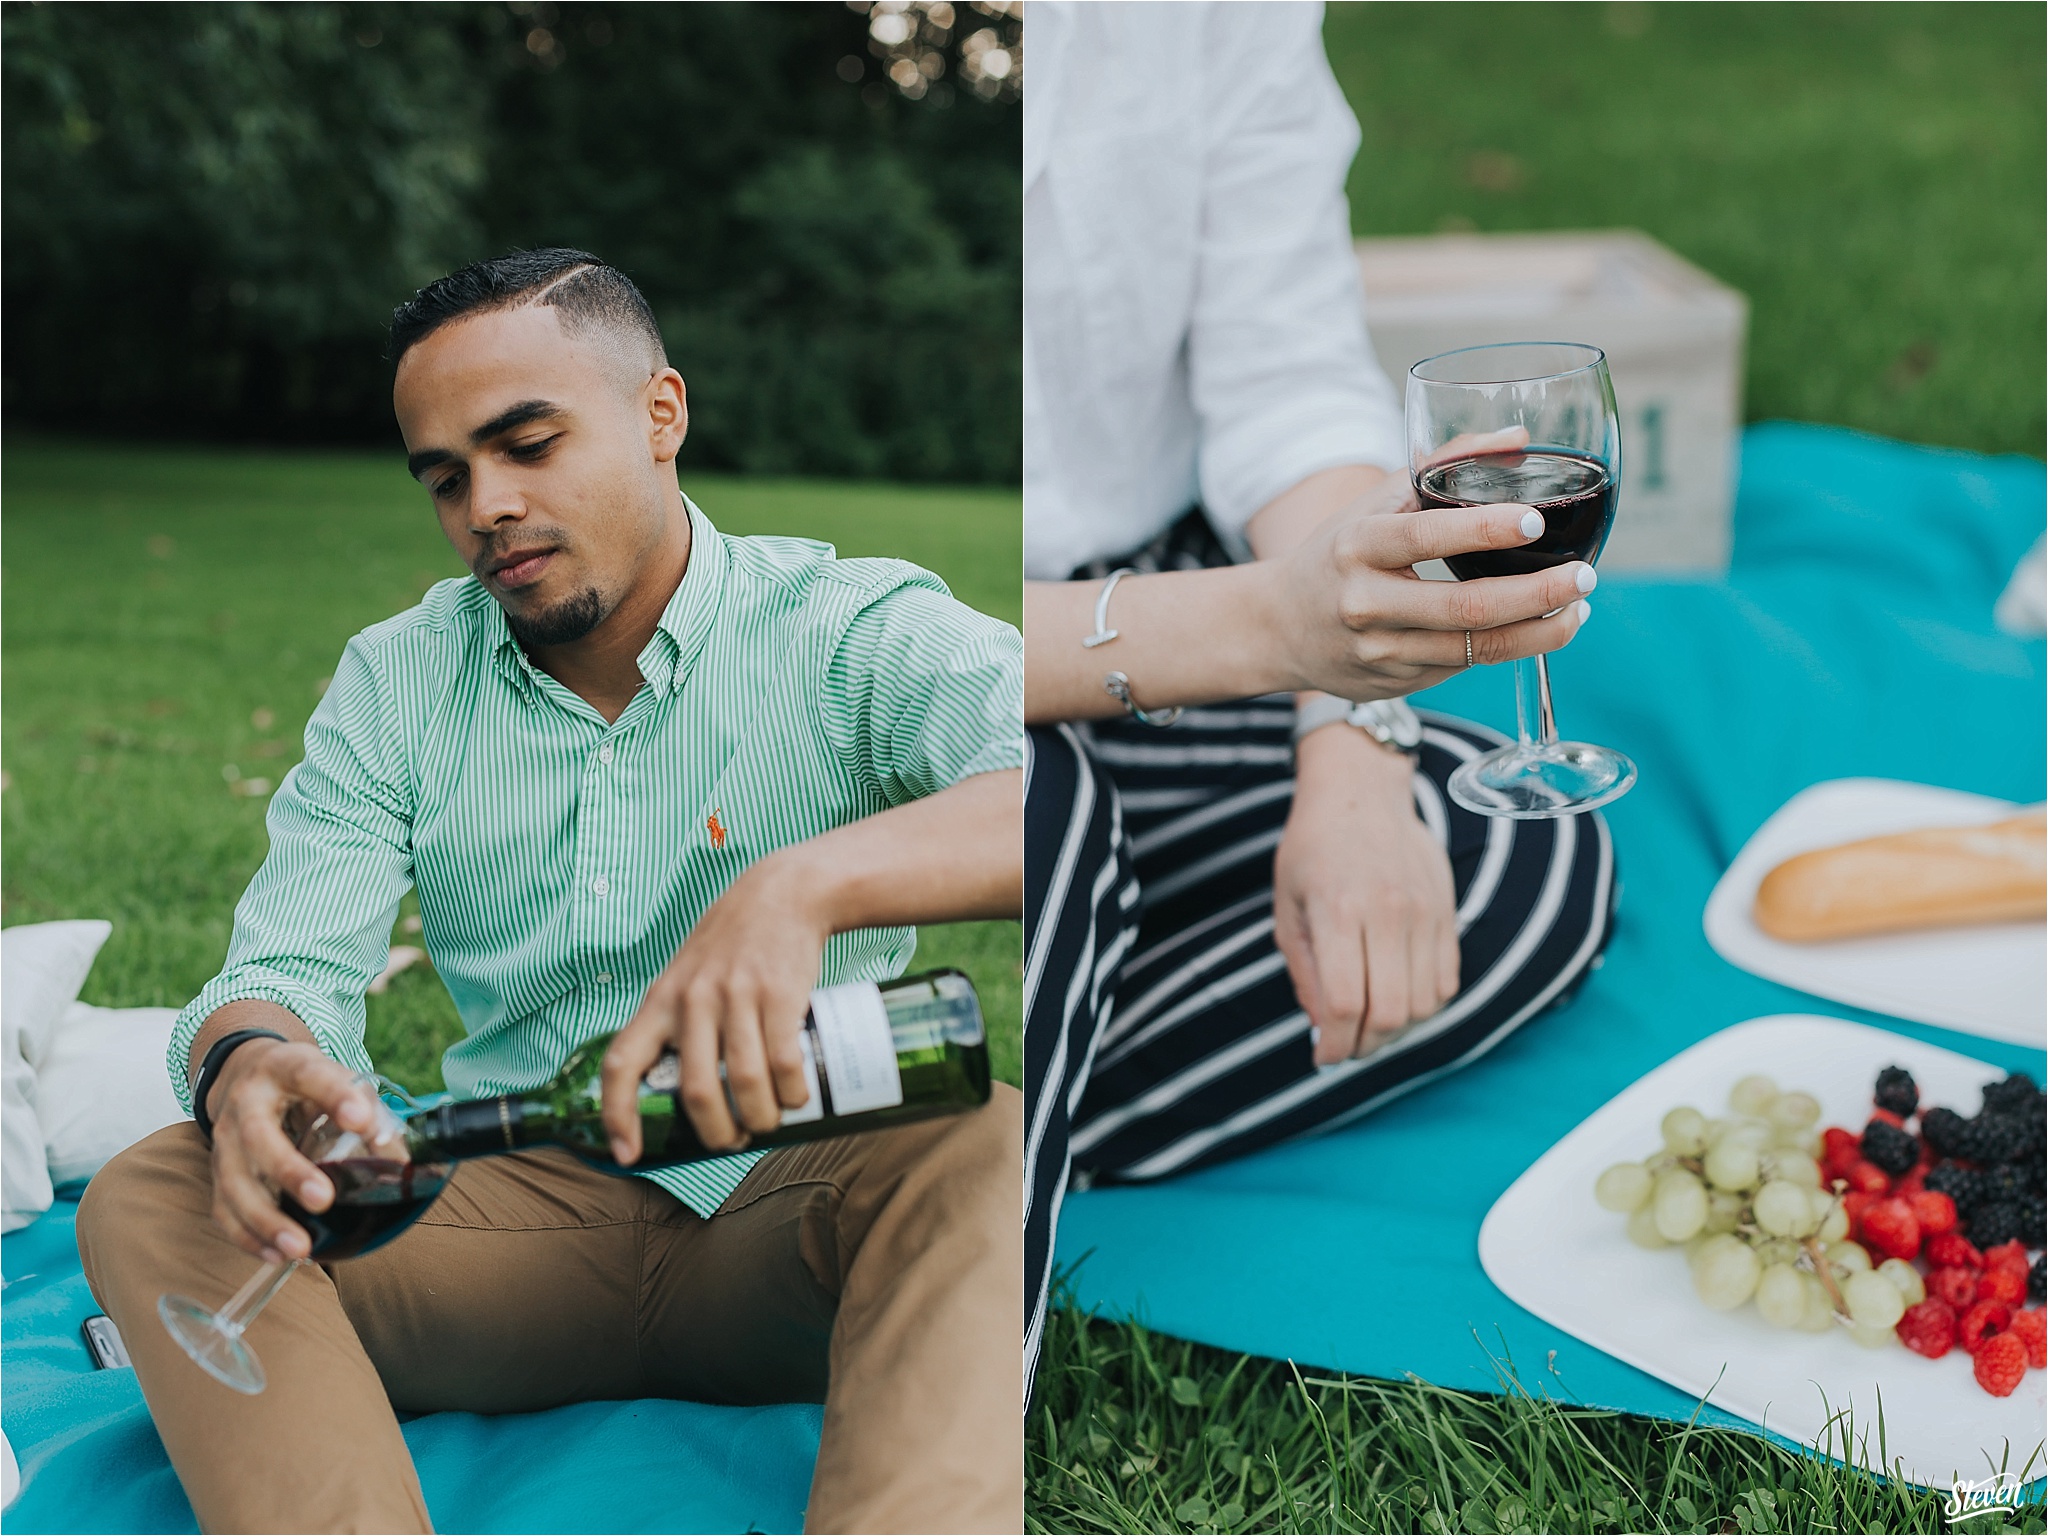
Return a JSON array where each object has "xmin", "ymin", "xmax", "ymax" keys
[{"xmin": 170, "ymin": 497, "xmax": 1023, "ymax": 1215}]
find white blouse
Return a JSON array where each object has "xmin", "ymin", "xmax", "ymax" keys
[{"xmin": 1023, "ymin": 0, "xmax": 1404, "ymax": 579}]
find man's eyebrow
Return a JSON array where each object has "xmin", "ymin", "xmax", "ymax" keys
[
  {"xmin": 405, "ymin": 400, "xmax": 565, "ymax": 481},
  {"xmin": 470, "ymin": 399, "xmax": 565, "ymax": 444}
]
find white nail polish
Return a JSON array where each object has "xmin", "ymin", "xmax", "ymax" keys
[
  {"xmin": 1575, "ymin": 599, "xmax": 1592, "ymax": 624},
  {"xmin": 1308, "ymin": 1025, "xmax": 1322, "ymax": 1046},
  {"xmin": 1574, "ymin": 563, "xmax": 1598, "ymax": 594},
  {"xmin": 1518, "ymin": 509, "xmax": 1544, "ymax": 539}
]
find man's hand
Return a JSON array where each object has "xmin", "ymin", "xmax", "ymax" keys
[
  {"xmin": 601, "ymin": 854, "xmax": 830, "ymax": 1162},
  {"xmin": 204, "ymin": 1038, "xmax": 379, "ymax": 1263},
  {"xmin": 1273, "ymin": 724, "xmax": 1459, "ymax": 1066}
]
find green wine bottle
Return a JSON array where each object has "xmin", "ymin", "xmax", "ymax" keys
[{"xmin": 411, "ymin": 968, "xmax": 990, "ymax": 1170}]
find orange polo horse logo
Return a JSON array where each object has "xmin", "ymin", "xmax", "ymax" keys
[{"xmin": 707, "ymin": 809, "xmax": 727, "ymax": 849}]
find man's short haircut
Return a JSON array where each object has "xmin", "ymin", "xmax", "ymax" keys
[{"xmin": 388, "ymin": 248, "xmax": 667, "ymax": 376}]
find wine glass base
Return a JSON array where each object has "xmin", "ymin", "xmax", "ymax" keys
[
  {"xmin": 158, "ymin": 1293, "xmax": 266, "ymax": 1395},
  {"xmin": 1447, "ymin": 741, "xmax": 1637, "ymax": 819}
]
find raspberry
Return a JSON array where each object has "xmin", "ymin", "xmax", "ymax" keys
[
  {"xmin": 1967, "ymin": 1202, "xmax": 2024, "ymax": 1248},
  {"xmin": 1868, "ymin": 1107, "xmax": 1906, "ymax": 1130},
  {"xmin": 1861, "ymin": 1122, "xmax": 1919, "ymax": 1175},
  {"xmin": 1845, "ymin": 1160, "xmax": 1892, "ymax": 1195},
  {"xmin": 1874, "ymin": 1066, "xmax": 1919, "ymax": 1118},
  {"xmin": 2012, "ymin": 1308, "xmax": 2047, "ymax": 1369},
  {"xmin": 1821, "ymin": 1127, "xmax": 1863, "ymax": 1182},
  {"xmin": 1896, "ymin": 1297, "xmax": 1957, "ymax": 1359},
  {"xmin": 1982, "ymin": 1239, "xmax": 2031, "ymax": 1278},
  {"xmin": 1927, "ymin": 1232, "xmax": 1984, "ymax": 1269},
  {"xmin": 1907, "ymin": 1189, "xmax": 1957, "ymax": 1237},
  {"xmin": 2032, "ymin": 1256, "xmax": 2045, "ymax": 1305},
  {"xmin": 1860, "ymin": 1198, "xmax": 1922, "ymax": 1261},
  {"xmin": 1930, "ymin": 1266, "xmax": 1983, "ymax": 1311},
  {"xmin": 1973, "ymin": 1332, "xmax": 2028, "ymax": 1397},
  {"xmin": 1842, "ymin": 1190, "xmax": 1880, "ymax": 1239},
  {"xmin": 1896, "ymin": 1165, "xmax": 1927, "ymax": 1197},
  {"xmin": 1979, "ymin": 1267, "xmax": 2028, "ymax": 1308},
  {"xmin": 1959, "ymin": 1300, "xmax": 2013, "ymax": 1355}
]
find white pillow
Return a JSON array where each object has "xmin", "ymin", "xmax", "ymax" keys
[
  {"xmin": 1995, "ymin": 532, "xmax": 2045, "ymax": 639},
  {"xmin": 1, "ymin": 920, "xmax": 112, "ymax": 1232},
  {"xmin": 40, "ymin": 1002, "xmax": 190, "ymax": 1189}
]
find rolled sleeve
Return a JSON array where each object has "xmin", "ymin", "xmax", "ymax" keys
[
  {"xmin": 167, "ymin": 636, "xmax": 415, "ymax": 1110},
  {"xmin": 1189, "ymin": 1, "xmax": 1404, "ymax": 557},
  {"xmin": 823, "ymin": 580, "xmax": 1026, "ymax": 806}
]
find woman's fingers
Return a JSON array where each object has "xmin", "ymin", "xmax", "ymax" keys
[
  {"xmin": 1373, "ymin": 556, "xmax": 1595, "ymax": 634},
  {"xmin": 1344, "ymin": 500, "xmax": 1551, "ymax": 574},
  {"xmin": 1306, "ymin": 906, "xmax": 1367, "ymax": 1066}
]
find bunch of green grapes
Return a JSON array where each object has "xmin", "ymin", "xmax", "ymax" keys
[{"xmin": 1593, "ymin": 1074, "xmax": 1924, "ymax": 1344}]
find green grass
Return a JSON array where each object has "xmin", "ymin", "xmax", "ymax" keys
[
  {"xmin": 0, "ymin": 438, "xmax": 1022, "ymax": 1092},
  {"xmin": 1034, "ymin": 6, "xmax": 2046, "ymax": 1529},
  {"xmin": 1031, "ymin": 1296, "xmax": 2043, "ymax": 1535},
  {"xmin": 1326, "ymin": 1, "xmax": 2046, "ymax": 458}
]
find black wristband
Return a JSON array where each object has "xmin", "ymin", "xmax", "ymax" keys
[{"xmin": 191, "ymin": 1028, "xmax": 288, "ymax": 1145}]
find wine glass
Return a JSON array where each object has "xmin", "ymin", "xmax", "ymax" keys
[
  {"xmin": 1406, "ymin": 341, "xmax": 1637, "ymax": 818},
  {"xmin": 158, "ymin": 1077, "xmax": 450, "ymax": 1395}
]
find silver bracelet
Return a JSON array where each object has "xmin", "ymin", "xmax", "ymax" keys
[
  {"xmin": 1103, "ymin": 671, "xmax": 1183, "ymax": 728},
  {"xmin": 1084, "ymin": 568, "xmax": 1182, "ymax": 726}
]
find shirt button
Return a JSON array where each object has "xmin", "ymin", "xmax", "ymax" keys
[
  {"xmin": 594, "ymin": 971, "xmax": 613, "ymax": 985},
  {"xmin": 590, "ymin": 877, "xmax": 610, "ymax": 898},
  {"xmin": 598, "ymin": 744, "xmax": 613, "ymax": 764}
]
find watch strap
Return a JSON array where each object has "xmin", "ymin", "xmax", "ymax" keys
[
  {"xmin": 191, "ymin": 1028, "xmax": 288, "ymax": 1144},
  {"xmin": 1291, "ymin": 696, "xmax": 1423, "ymax": 755}
]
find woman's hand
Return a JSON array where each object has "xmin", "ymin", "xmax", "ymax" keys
[
  {"xmin": 1264, "ymin": 473, "xmax": 1593, "ymax": 703},
  {"xmin": 1273, "ymin": 724, "xmax": 1458, "ymax": 1065}
]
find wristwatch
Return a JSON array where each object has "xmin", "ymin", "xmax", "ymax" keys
[{"xmin": 1291, "ymin": 695, "xmax": 1423, "ymax": 757}]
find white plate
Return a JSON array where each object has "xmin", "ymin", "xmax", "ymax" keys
[
  {"xmin": 1704, "ymin": 778, "xmax": 2046, "ymax": 1048},
  {"xmin": 1479, "ymin": 1015, "xmax": 2044, "ymax": 1487}
]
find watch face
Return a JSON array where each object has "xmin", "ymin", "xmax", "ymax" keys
[{"xmin": 1356, "ymin": 701, "xmax": 1423, "ymax": 750}]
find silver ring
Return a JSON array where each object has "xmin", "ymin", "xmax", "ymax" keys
[{"xmin": 1464, "ymin": 630, "xmax": 1474, "ymax": 669}]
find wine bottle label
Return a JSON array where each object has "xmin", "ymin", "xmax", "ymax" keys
[{"xmin": 808, "ymin": 981, "xmax": 904, "ymax": 1115}]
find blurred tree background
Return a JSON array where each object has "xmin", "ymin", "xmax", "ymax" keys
[{"xmin": 2, "ymin": 0, "xmax": 1020, "ymax": 483}]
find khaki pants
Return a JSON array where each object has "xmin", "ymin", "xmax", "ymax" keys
[{"xmin": 77, "ymin": 1087, "xmax": 1023, "ymax": 1535}]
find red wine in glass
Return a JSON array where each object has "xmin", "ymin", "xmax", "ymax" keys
[
  {"xmin": 1417, "ymin": 450, "xmax": 1618, "ymax": 580},
  {"xmin": 277, "ymin": 1157, "xmax": 451, "ymax": 1261}
]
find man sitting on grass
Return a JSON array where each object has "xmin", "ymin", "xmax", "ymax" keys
[{"xmin": 78, "ymin": 249, "xmax": 1024, "ymax": 1535}]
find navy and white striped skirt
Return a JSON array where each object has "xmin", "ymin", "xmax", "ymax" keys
[{"xmin": 1023, "ymin": 703, "xmax": 1617, "ymax": 1381}]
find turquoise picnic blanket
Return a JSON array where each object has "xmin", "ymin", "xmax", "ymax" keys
[
  {"xmin": 1055, "ymin": 422, "xmax": 2048, "ymax": 1431},
  {"xmin": 1, "ymin": 1198, "xmax": 823, "ymax": 1532}
]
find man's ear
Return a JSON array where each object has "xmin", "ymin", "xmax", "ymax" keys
[{"xmin": 647, "ymin": 367, "xmax": 689, "ymax": 464}]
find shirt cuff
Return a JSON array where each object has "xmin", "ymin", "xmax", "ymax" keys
[
  {"xmin": 1202, "ymin": 401, "xmax": 1407, "ymax": 562},
  {"xmin": 167, "ymin": 967, "xmax": 376, "ymax": 1114}
]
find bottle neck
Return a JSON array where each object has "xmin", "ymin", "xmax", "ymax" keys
[{"xmin": 418, "ymin": 1096, "xmax": 529, "ymax": 1160}]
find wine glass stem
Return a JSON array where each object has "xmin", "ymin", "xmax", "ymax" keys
[
  {"xmin": 214, "ymin": 1258, "xmax": 300, "ymax": 1339},
  {"xmin": 1514, "ymin": 655, "xmax": 1561, "ymax": 749}
]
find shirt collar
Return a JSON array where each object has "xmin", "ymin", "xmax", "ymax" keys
[{"xmin": 487, "ymin": 496, "xmax": 729, "ymax": 706}]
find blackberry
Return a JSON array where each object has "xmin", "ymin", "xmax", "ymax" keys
[
  {"xmin": 1925, "ymin": 1161, "xmax": 1990, "ymax": 1215},
  {"xmin": 1967, "ymin": 1201, "xmax": 2025, "ymax": 1249},
  {"xmin": 1873, "ymin": 1066, "xmax": 1919, "ymax": 1118},
  {"xmin": 1944, "ymin": 1112, "xmax": 2038, "ymax": 1167},
  {"xmin": 1986, "ymin": 1163, "xmax": 2030, "ymax": 1206},
  {"xmin": 1980, "ymin": 1073, "xmax": 2044, "ymax": 1117},
  {"xmin": 1921, "ymin": 1107, "xmax": 1969, "ymax": 1159},
  {"xmin": 2032, "ymin": 1256, "xmax": 2045, "ymax": 1306},
  {"xmin": 2022, "ymin": 1196, "xmax": 2046, "ymax": 1248},
  {"xmin": 1861, "ymin": 1121, "xmax": 1919, "ymax": 1176}
]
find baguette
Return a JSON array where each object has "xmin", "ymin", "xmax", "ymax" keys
[{"xmin": 1753, "ymin": 811, "xmax": 2046, "ymax": 943}]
